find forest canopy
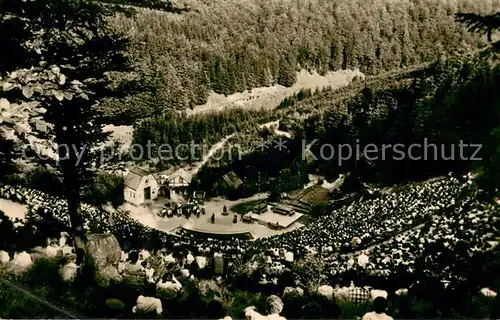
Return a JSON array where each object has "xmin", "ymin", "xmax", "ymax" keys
[{"xmin": 103, "ymin": 0, "xmax": 499, "ymax": 123}]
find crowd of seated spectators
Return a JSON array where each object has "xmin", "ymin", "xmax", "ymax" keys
[{"xmin": 0, "ymin": 173, "xmax": 499, "ymax": 318}]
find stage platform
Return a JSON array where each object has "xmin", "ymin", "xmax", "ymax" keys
[
  {"xmin": 127, "ymin": 195, "xmax": 304, "ymax": 239},
  {"xmin": 171, "ymin": 226, "xmax": 256, "ymax": 240},
  {"xmin": 244, "ymin": 209, "xmax": 303, "ymax": 229},
  {"xmin": 173, "ymin": 226, "xmax": 256, "ymax": 240}
]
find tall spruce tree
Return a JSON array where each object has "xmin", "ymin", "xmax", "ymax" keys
[
  {"xmin": 457, "ymin": 11, "xmax": 500, "ymax": 198},
  {"xmin": 456, "ymin": 12, "xmax": 500, "ymax": 44}
]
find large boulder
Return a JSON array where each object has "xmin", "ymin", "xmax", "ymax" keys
[{"xmin": 86, "ymin": 233, "xmax": 122, "ymax": 286}]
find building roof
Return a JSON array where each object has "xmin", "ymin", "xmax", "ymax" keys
[
  {"xmin": 222, "ymin": 171, "xmax": 243, "ymax": 189},
  {"xmin": 167, "ymin": 168, "xmax": 192, "ymax": 184},
  {"xmin": 125, "ymin": 167, "xmax": 152, "ymax": 190},
  {"xmin": 153, "ymin": 167, "xmax": 176, "ymax": 184}
]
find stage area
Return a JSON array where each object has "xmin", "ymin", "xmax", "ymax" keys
[
  {"xmin": 172, "ymin": 226, "xmax": 255, "ymax": 240},
  {"xmin": 245, "ymin": 210, "xmax": 304, "ymax": 229},
  {"xmin": 125, "ymin": 195, "xmax": 304, "ymax": 239}
]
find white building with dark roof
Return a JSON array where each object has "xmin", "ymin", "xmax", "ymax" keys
[
  {"xmin": 150, "ymin": 167, "xmax": 194, "ymax": 199},
  {"xmin": 124, "ymin": 167, "xmax": 159, "ymax": 206},
  {"xmin": 167, "ymin": 168, "xmax": 192, "ymax": 187},
  {"xmin": 164, "ymin": 168, "xmax": 192, "ymax": 198}
]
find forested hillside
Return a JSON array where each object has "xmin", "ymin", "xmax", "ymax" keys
[
  {"xmin": 131, "ymin": 63, "xmax": 434, "ymax": 170},
  {"xmin": 132, "ymin": 108, "xmax": 270, "ymax": 166},
  {"xmin": 183, "ymin": 51, "xmax": 500, "ymax": 198},
  {"xmin": 104, "ymin": 0, "xmax": 499, "ymax": 122},
  {"xmin": 300, "ymin": 55, "xmax": 500, "ymax": 185}
]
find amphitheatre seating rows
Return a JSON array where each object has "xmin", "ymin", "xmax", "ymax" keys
[{"xmin": 0, "ymin": 173, "xmax": 498, "ymax": 293}]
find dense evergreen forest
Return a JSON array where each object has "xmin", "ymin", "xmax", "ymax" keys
[
  {"xmin": 187, "ymin": 52, "xmax": 500, "ymax": 199},
  {"xmin": 132, "ymin": 108, "xmax": 271, "ymax": 167},
  {"xmin": 131, "ymin": 61, "xmax": 437, "ymax": 170},
  {"xmin": 103, "ymin": 0, "xmax": 499, "ymax": 123},
  {"xmin": 302, "ymin": 55, "xmax": 500, "ymax": 186}
]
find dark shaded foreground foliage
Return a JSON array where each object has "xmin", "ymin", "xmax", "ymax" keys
[{"xmin": 1, "ymin": 256, "xmax": 500, "ymax": 319}]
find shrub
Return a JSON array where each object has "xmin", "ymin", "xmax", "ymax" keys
[
  {"xmin": 25, "ymin": 168, "xmax": 63, "ymax": 197},
  {"xmin": 83, "ymin": 173, "xmax": 125, "ymax": 208},
  {"xmin": 337, "ymin": 300, "xmax": 371, "ymax": 319},
  {"xmin": 301, "ymin": 301, "xmax": 324, "ymax": 319},
  {"xmin": 0, "ymin": 280, "xmax": 62, "ymax": 318},
  {"xmin": 226, "ymin": 290, "xmax": 268, "ymax": 319},
  {"xmin": 0, "ymin": 210, "xmax": 15, "ymax": 251},
  {"xmin": 0, "ymin": 257, "xmax": 80, "ymax": 318},
  {"xmin": 282, "ymin": 294, "xmax": 306, "ymax": 318}
]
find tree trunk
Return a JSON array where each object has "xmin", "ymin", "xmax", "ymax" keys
[
  {"xmin": 55, "ymin": 110, "xmax": 89, "ymax": 256},
  {"xmin": 59, "ymin": 139, "xmax": 88, "ymax": 255},
  {"xmin": 66, "ymin": 192, "xmax": 87, "ymax": 253}
]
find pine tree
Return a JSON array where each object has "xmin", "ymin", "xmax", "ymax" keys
[
  {"xmin": 0, "ymin": 137, "xmax": 17, "ymax": 182},
  {"xmin": 277, "ymin": 57, "xmax": 297, "ymax": 87},
  {"xmin": 456, "ymin": 12, "xmax": 500, "ymax": 44}
]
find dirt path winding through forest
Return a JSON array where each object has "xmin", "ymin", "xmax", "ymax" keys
[{"xmin": 188, "ymin": 133, "xmax": 236, "ymax": 175}]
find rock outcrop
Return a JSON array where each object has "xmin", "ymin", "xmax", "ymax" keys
[{"xmin": 86, "ymin": 233, "xmax": 122, "ymax": 286}]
